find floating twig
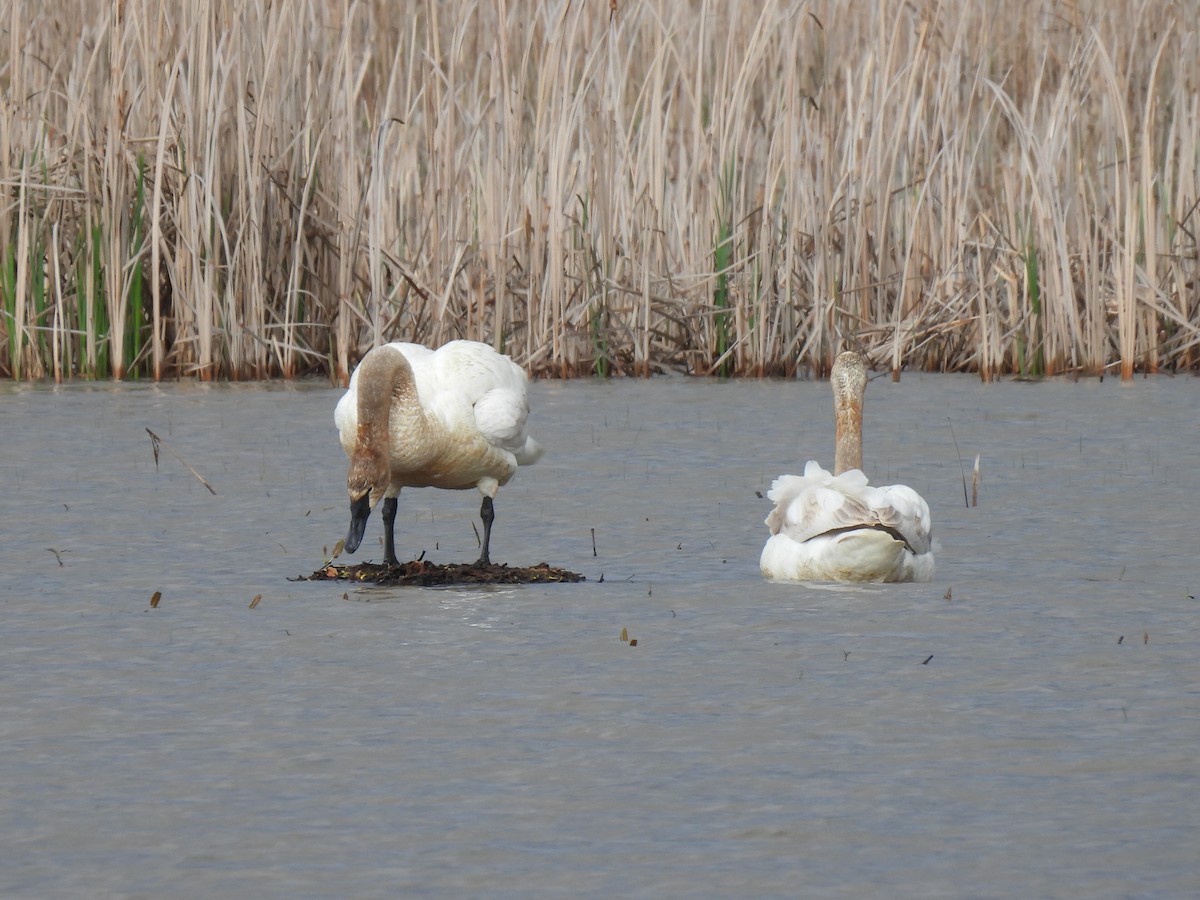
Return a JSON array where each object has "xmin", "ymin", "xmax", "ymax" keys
[
  {"xmin": 146, "ymin": 428, "xmax": 216, "ymax": 495},
  {"xmin": 971, "ymin": 454, "xmax": 980, "ymax": 507},
  {"xmin": 46, "ymin": 547, "xmax": 66, "ymax": 566}
]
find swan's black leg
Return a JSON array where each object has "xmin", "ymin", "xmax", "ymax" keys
[
  {"xmin": 382, "ymin": 496, "xmax": 400, "ymax": 567},
  {"xmin": 476, "ymin": 495, "xmax": 495, "ymax": 566}
]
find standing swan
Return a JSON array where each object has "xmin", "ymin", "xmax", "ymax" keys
[
  {"xmin": 759, "ymin": 350, "xmax": 934, "ymax": 583},
  {"xmin": 334, "ymin": 340, "xmax": 542, "ymax": 567}
]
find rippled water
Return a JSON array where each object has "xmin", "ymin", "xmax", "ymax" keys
[{"xmin": 1, "ymin": 372, "xmax": 1197, "ymax": 897}]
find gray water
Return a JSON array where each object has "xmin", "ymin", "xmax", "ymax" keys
[{"xmin": 0, "ymin": 372, "xmax": 1196, "ymax": 898}]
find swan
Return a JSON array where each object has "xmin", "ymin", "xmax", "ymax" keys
[
  {"xmin": 759, "ymin": 350, "xmax": 934, "ymax": 583},
  {"xmin": 334, "ymin": 340, "xmax": 543, "ymax": 567}
]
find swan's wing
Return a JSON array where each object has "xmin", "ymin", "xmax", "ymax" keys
[
  {"xmin": 418, "ymin": 341, "xmax": 528, "ymax": 403},
  {"xmin": 765, "ymin": 462, "xmax": 877, "ymax": 543},
  {"xmin": 871, "ymin": 484, "xmax": 934, "ymax": 555},
  {"xmin": 764, "ymin": 462, "xmax": 934, "ymax": 552},
  {"xmin": 416, "ymin": 341, "xmax": 543, "ymax": 463},
  {"xmin": 768, "ymin": 485, "xmax": 879, "ymax": 545},
  {"xmin": 473, "ymin": 387, "xmax": 543, "ymax": 462}
]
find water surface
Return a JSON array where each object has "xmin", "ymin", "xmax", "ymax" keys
[{"xmin": 0, "ymin": 372, "xmax": 1197, "ymax": 897}]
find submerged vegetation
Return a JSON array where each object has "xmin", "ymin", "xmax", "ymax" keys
[{"xmin": 1, "ymin": 0, "xmax": 1198, "ymax": 382}]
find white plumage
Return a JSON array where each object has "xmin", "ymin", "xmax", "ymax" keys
[
  {"xmin": 760, "ymin": 351, "xmax": 935, "ymax": 583},
  {"xmin": 335, "ymin": 340, "xmax": 542, "ymax": 566}
]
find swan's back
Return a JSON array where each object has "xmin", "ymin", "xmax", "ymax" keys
[{"xmin": 765, "ymin": 462, "xmax": 877, "ymax": 544}]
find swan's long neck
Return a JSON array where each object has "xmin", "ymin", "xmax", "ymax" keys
[
  {"xmin": 831, "ymin": 351, "xmax": 867, "ymax": 475},
  {"xmin": 348, "ymin": 347, "xmax": 428, "ymax": 499}
]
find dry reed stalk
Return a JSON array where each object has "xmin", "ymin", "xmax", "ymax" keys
[{"xmin": 1094, "ymin": 37, "xmax": 1139, "ymax": 381}]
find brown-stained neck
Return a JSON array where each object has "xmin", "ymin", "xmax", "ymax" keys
[
  {"xmin": 347, "ymin": 346, "xmax": 419, "ymax": 498},
  {"xmin": 831, "ymin": 350, "xmax": 867, "ymax": 475}
]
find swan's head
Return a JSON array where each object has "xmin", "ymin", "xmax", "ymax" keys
[
  {"xmin": 345, "ymin": 443, "xmax": 390, "ymax": 553},
  {"xmin": 831, "ymin": 350, "xmax": 868, "ymax": 407}
]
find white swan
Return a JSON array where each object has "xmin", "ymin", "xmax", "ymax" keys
[
  {"xmin": 334, "ymin": 340, "xmax": 542, "ymax": 567},
  {"xmin": 760, "ymin": 350, "xmax": 934, "ymax": 583}
]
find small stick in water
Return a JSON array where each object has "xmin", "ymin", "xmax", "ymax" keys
[
  {"xmin": 146, "ymin": 428, "xmax": 216, "ymax": 495},
  {"xmin": 591, "ymin": 527, "xmax": 597, "ymax": 557},
  {"xmin": 971, "ymin": 454, "xmax": 981, "ymax": 507}
]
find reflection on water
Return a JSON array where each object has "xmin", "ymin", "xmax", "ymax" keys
[{"xmin": 0, "ymin": 374, "xmax": 1197, "ymax": 897}]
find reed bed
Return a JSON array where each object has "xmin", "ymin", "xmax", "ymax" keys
[{"xmin": 2, "ymin": 0, "xmax": 1198, "ymax": 382}]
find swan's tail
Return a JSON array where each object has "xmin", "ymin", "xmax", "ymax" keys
[{"xmin": 516, "ymin": 436, "xmax": 544, "ymax": 466}]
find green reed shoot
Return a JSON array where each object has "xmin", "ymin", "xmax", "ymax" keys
[
  {"xmin": 713, "ymin": 157, "xmax": 736, "ymax": 377},
  {"xmin": 126, "ymin": 155, "xmax": 147, "ymax": 377},
  {"xmin": 1, "ymin": 240, "xmax": 16, "ymax": 372}
]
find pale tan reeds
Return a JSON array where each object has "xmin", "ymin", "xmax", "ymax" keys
[{"xmin": 1, "ymin": 0, "xmax": 1198, "ymax": 382}]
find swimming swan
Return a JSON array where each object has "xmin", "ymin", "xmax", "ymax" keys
[
  {"xmin": 334, "ymin": 340, "xmax": 542, "ymax": 567},
  {"xmin": 760, "ymin": 350, "xmax": 934, "ymax": 583}
]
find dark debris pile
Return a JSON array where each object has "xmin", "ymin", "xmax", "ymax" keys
[{"xmin": 301, "ymin": 559, "xmax": 585, "ymax": 586}]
